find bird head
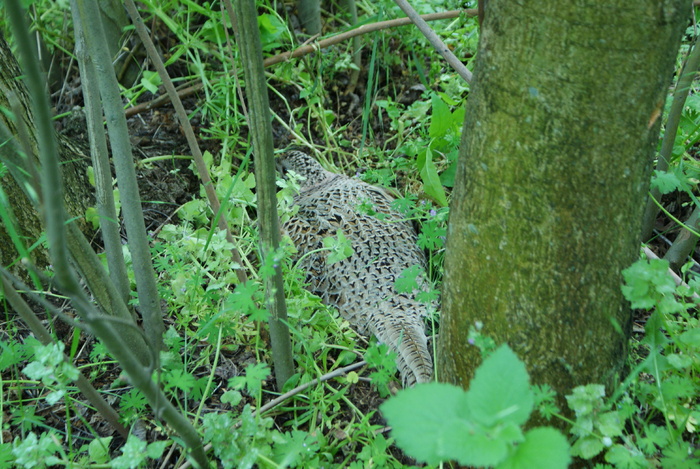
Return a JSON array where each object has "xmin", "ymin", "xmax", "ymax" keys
[{"xmin": 277, "ymin": 151, "xmax": 331, "ymax": 189}]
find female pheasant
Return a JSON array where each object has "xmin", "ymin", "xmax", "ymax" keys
[{"xmin": 279, "ymin": 151, "xmax": 434, "ymax": 386}]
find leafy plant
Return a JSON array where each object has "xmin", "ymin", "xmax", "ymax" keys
[
  {"xmin": 562, "ymin": 257, "xmax": 700, "ymax": 467},
  {"xmin": 381, "ymin": 344, "xmax": 570, "ymax": 468}
]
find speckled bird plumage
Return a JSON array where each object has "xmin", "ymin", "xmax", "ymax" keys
[{"xmin": 279, "ymin": 150, "xmax": 433, "ymax": 386}]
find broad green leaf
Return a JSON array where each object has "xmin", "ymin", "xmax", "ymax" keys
[
  {"xmin": 621, "ymin": 259, "xmax": 675, "ymax": 309},
  {"xmin": 679, "ymin": 328, "xmax": 700, "ymax": 347},
  {"xmin": 439, "ymin": 148, "xmax": 460, "ymax": 188},
  {"xmin": 440, "ymin": 160, "xmax": 457, "ymax": 187},
  {"xmin": 221, "ymin": 390, "xmax": 242, "ymax": 406},
  {"xmin": 228, "ymin": 362, "xmax": 271, "ymax": 397},
  {"xmin": 667, "ymin": 353, "xmax": 692, "ymax": 369},
  {"xmin": 466, "ymin": 345, "xmax": 534, "ymax": 427},
  {"xmin": 571, "ymin": 435, "xmax": 604, "ymax": 459},
  {"xmin": 457, "ymin": 431, "xmax": 510, "ymax": 467},
  {"xmin": 258, "ymin": 14, "xmax": 285, "ymax": 47},
  {"xmin": 272, "ymin": 430, "xmax": 319, "ymax": 468},
  {"xmin": 112, "ymin": 435, "xmax": 148, "ymax": 469},
  {"xmin": 604, "ymin": 444, "xmax": 642, "ymax": 467},
  {"xmin": 381, "ymin": 382, "xmax": 471, "ymax": 465},
  {"xmin": 417, "ymin": 148, "xmax": 448, "ymax": 206},
  {"xmin": 429, "ymin": 94, "xmax": 452, "ymax": 139},
  {"xmin": 497, "ymin": 427, "xmax": 570, "ymax": 469},
  {"xmin": 597, "ymin": 411, "xmax": 623, "ymax": 437},
  {"xmin": 147, "ymin": 440, "xmax": 169, "ymax": 459},
  {"xmin": 566, "ymin": 384, "xmax": 605, "ymax": 416}
]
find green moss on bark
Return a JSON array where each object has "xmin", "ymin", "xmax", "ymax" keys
[{"xmin": 438, "ymin": 0, "xmax": 689, "ymax": 418}]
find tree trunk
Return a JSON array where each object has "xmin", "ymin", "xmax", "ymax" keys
[
  {"xmin": 297, "ymin": 0, "xmax": 322, "ymax": 36},
  {"xmin": 0, "ymin": 34, "xmax": 93, "ymax": 279},
  {"xmin": 438, "ymin": 0, "xmax": 688, "ymax": 418}
]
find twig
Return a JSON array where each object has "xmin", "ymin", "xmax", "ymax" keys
[
  {"xmin": 0, "ymin": 272, "xmax": 129, "ymax": 438},
  {"xmin": 643, "ymin": 246, "xmax": 700, "ymax": 300},
  {"xmin": 392, "ymin": 0, "xmax": 473, "ymax": 83},
  {"xmin": 255, "ymin": 360, "xmax": 367, "ymax": 416},
  {"xmin": 263, "ymin": 9, "xmax": 475, "ymax": 67},
  {"xmin": 175, "ymin": 360, "xmax": 367, "ymax": 469},
  {"xmin": 125, "ymin": 9, "xmax": 476, "ymax": 118},
  {"xmin": 663, "ymin": 205, "xmax": 700, "ymax": 271},
  {"xmin": 125, "ymin": 82, "xmax": 203, "ymax": 118},
  {"xmin": 640, "ymin": 34, "xmax": 700, "ymax": 240},
  {"xmin": 124, "ymin": 0, "xmax": 249, "ymax": 284}
]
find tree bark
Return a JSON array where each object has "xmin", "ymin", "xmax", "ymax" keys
[
  {"xmin": 0, "ymin": 34, "xmax": 93, "ymax": 279},
  {"xmin": 438, "ymin": 0, "xmax": 688, "ymax": 418},
  {"xmin": 297, "ymin": 0, "xmax": 322, "ymax": 36}
]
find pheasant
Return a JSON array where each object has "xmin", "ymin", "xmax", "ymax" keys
[{"xmin": 279, "ymin": 150, "xmax": 434, "ymax": 386}]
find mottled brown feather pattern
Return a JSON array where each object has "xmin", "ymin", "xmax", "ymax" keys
[{"xmin": 279, "ymin": 151, "xmax": 433, "ymax": 386}]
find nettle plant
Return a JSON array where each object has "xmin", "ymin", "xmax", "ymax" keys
[
  {"xmin": 382, "ymin": 345, "xmax": 571, "ymax": 469},
  {"xmin": 382, "ymin": 257, "xmax": 700, "ymax": 468}
]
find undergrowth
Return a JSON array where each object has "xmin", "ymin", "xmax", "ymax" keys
[{"xmin": 2, "ymin": 0, "xmax": 700, "ymax": 468}]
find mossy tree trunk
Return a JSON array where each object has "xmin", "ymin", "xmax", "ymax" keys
[
  {"xmin": 438, "ymin": 1, "xmax": 688, "ymax": 415},
  {"xmin": 0, "ymin": 34, "xmax": 93, "ymax": 280},
  {"xmin": 297, "ymin": 0, "xmax": 321, "ymax": 36}
]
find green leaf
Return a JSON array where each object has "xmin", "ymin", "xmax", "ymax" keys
[
  {"xmin": 165, "ymin": 368, "xmax": 196, "ymax": 393},
  {"xmin": 650, "ymin": 167, "xmax": 689, "ymax": 195},
  {"xmin": 466, "ymin": 345, "xmax": 534, "ymax": 427},
  {"xmin": 660, "ymin": 442, "xmax": 699, "ymax": 469},
  {"xmin": 146, "ymin": 440, "xmax": 169, "ymax": 459},
  {"xmin": 365, "ymin": 343, "xmax": 397, "ymax": 396},
  {"xmin": 667, "ymin": 353, "xmax": 692, "ymax": 369},
  {"xmin": 229, "ymin": 362, "xmax": 271, "ymax": 397},
  {"xmin": 621, "ymin": 259, "xmax": 676, "ymax": 309},
  {"xmin": 429, "ymin": 94, "xmax": 452, "ymax": 139},
  {"xmin": 272, "ymin": 430, "xmax": 319, "ymax": 467},
  {"xmin": 597, "ymin": 411, "xmax": 623, "ymax": 437},
  {"xmin": 678, "ymin": 328, "xmax": 700, "ymax": 347},
  {"xmin": 566, "ymin": 384, "xmax": 605, "ymax": 417},
  {"xmin": 604, "ymin": 444, "xmax": 644, "ymax": 468},
  {"xmin": 202, "ymin": 412, "xmax": 241, "ymax": 467},
  {"xmin": 140, "ymin": 70, "xmax": 162, "ymax": 94},
  {"xmin": 381, "ymin": 382, "xmax": 472, "ymax": 465},
  {"xmin": 257, "ymin": 14, "xmax": 285, "ymax": 50},
  {"xmin": 418, "ymin": 218, "xmax": 446, "ymax": 250},
  {"xmin": 440, "ymin": 160, "xmax": 457, "ymax": 187},
  {"xmin": 639, "ymin": 424, "xmax": 669, "ymax": 454},
  {"xmin": 221, "ymin": 390, "xmax": 242, "ymax": 406},
  {"xmin": 497, "ymin": 427, "xmax": 570, "ymax": 469},
  {"xmin": 395, "ymin": 265, "xmax": 422, "ymax": 294},
  {"xmin": 323, "ymin": 230, "xmax": 354, "ymax": 264},
  {"xmin": 87, "ymin": 437, "xmax": 113, "ymax": 464},
  {"xmin": 390, "ymin": 194, "xmax": 417, "ymax": 216},
  {"xmin": 571, "ymin": 435, "xmax": 604, "ymax": 459},
  {"xmin": 12, "ymin": 432, "xmax": 61, "ymax": 468},
  {"xmin": 222, "ymin": 281, "xmax": 269, "ymax": 323},
  {"xmin": 416, "ymin": 148, "xmax": 448, "ymax": 207},
  {"xmin": 112, "ymin": 434, "xmax": 148, "ymax": 469},
  {"xmin": 0, "ymin": 444, "xmax": 13, "ymax": 468},
  {"xmin": 458, "ymin": 431, "xmax": 510, "ymax": 467}
]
